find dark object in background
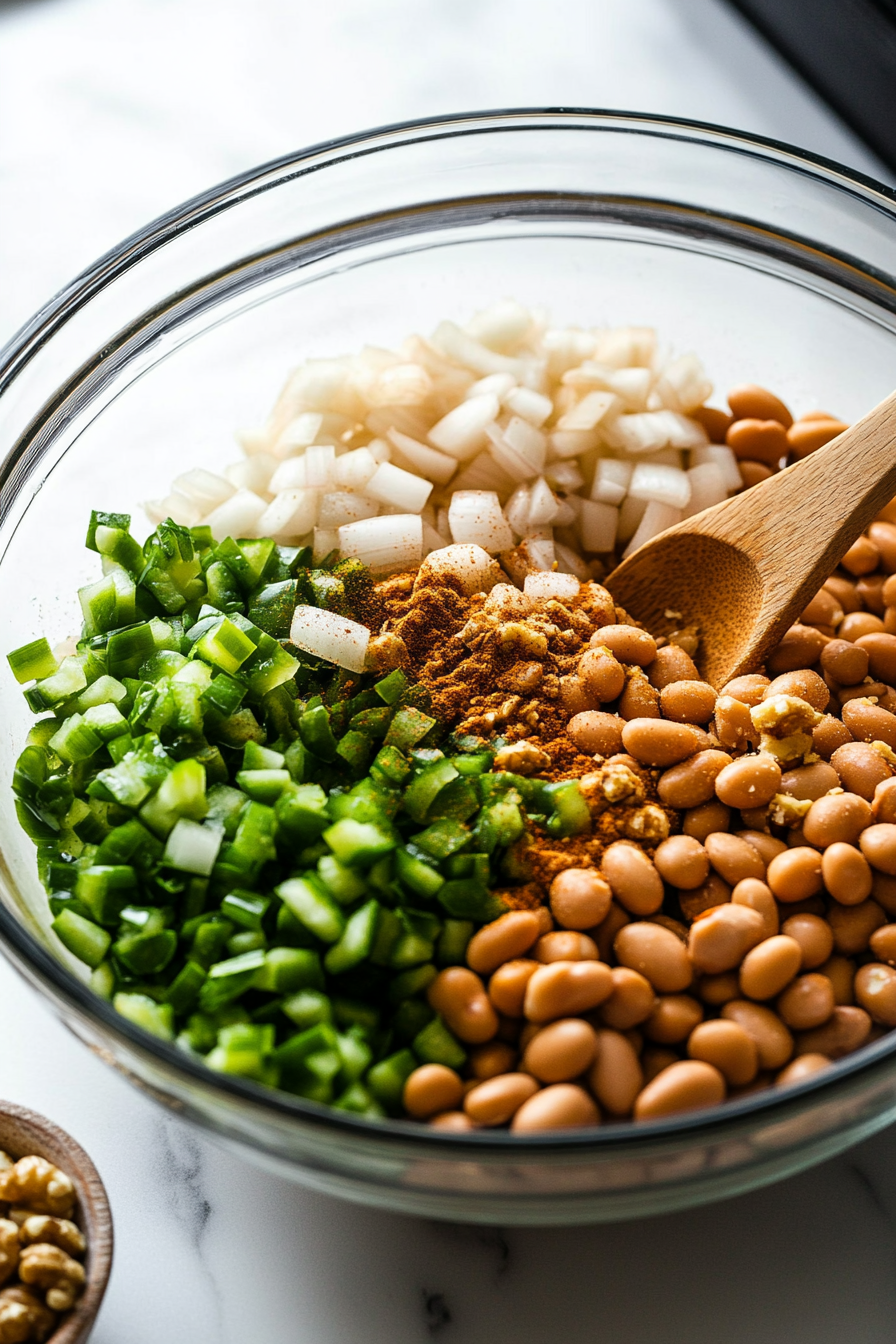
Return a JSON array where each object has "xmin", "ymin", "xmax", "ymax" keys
[{"xmin": 729, "ymin": 0, "xmax": 896, "ymax": 174}]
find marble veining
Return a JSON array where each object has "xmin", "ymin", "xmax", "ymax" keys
[{"xmin": 3, "ymin": 0, "xmax": 896, "ymax": 1339}]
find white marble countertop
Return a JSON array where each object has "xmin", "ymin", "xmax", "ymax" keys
[{"xmin": 2, "ymin": 2, "xmax": 896, "ymax": 1339}]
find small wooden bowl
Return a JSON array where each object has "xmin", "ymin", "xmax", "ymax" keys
[{"xmin": 0, "ymin": 1103, "xmax": 112, "ymax": 1344}]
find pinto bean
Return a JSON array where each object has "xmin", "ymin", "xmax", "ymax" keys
[
  {"xmin": 634, "ymin": 1060, "xmax": 726, "ymax": 1120},
  {"xmin": 588, "ymin": 1030, "xmax": 644, "ymax": 1116},
  {"xmin": 658, "ymin": 750, "xmax": 733, "ymax": 809},
  {"xmin": 614, "ymin": 923, "xmax": 693, "ymax": 993},
  {"xmin": 601, "ymin": 843, "xmax": 665, "ymax": 917},
  {"xmin": 466, "ymin": 911, "xmax": 542, "ymax": 976},
  {"xmin": 687, "ymin": 905, "xmax": 766, "ymax": 975}
]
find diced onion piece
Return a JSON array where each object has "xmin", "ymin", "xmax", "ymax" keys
[
  {"xmin": 145, "ymin": 492, "xmax": 201, "ymax": 528},
  {"xmin": 524, "ymin": 571, "xmax": 581, "ymax": 601},
  {"xmin": 366, "ymin": 363, "xmax": 432, "ymax": 407},
  {"xmin": 486, "ymin": 416, "xmax": 546, "ymax": 482},
  {"xmin": 269, "ymin": 457, "xmax": 307, "ymax": 493},
  {"xmin": 504, "ymin": 385, "xmax": 553, "ymax": 426},
  {"xmin": 553, "ymin": 541, "xmax": 591, "ymax": 580},
  {"xmin": 257, "ymin": 489, "xmax": 320, "ymax": 540},
  {"xmin": 623, "ymin": 501, "xmax": 682, "ymax": 558},
  {"xmin": 422, "ymin": 522, "xmax": 446, "ymax": 554},
  {"xmin": 524, "ymin": 535, "xmax": 556, "ymax": 571},
  {"xmin": 338, "ymin": 514, "xmax": 423, "ymax": 574},
  {"xmin": 173, "ymin": 469, "xmax": 235, "ymax": 512},
  {"xmin": 654, "ymin": 354, "xmax": 713, "ymax": 414},
  {"xmin": 273, "ymin": 412, "xmax": 324, "ymax": 459},
  {"xmin": 317, "ymin": 492, "xmax": 379, "ymax": 529},
  {"xmin": 591, "ymin": 458, "xmax": 632, "ymax": 506},
  {"xmin": 289, "ymin": 605, "xmax": 370, "ymax": 672},
  {"xmin": 617, "ymin": 494, "xmax": 648, "ymax": 544},
  {"xmin": 313, "ymin": 528, "xmax": 339, "ymax": 563},
  {"xmin": 638, "ymin": 448, "xmax": 684, "ymax": 467},
  {"xmin": 448, "ymin": 490, "xmax": 514, "ymax": 554},
  {"xmin": 504, "ymin": 484, "xmax": 532, "ymax": 538},
  {"xmin": 428, "ymin": 394, "xmax": 501, "ymax": 460},
  {"xmin": 690, "ymin": 443, "xmax": 742, "ymax": 494},
  {"xmin": 304, "ymin": 444, "xmax": 337, "ymax": 489},
  {"xmin": 226, "ymin": 455, "xmax": 277, "ymax": 495},
  {"xmin": 594, "ymin": 326, "xmax": 656, "ymax": 369},
  {"xmin": 550, "ymin": 429, "xmax": 599, "ymax": 459},
  {"xmin": 557, "ymin": 390, "xmax": 619, "ymax": 432},
  {"xmin": 464, "ymin": 372, "xmax": 517, "ymax": 400},
  {"xmin": 466, "ymin": 299, "xmax": 534, "ymax": 352},
  {"xmin": 430, "ymin": 321, "xmax": 520, "ymax": 376},
  {"xmin": 366, "ymin": 461, "xmax": 433, "ymax": 512},
  {"xmin": 682, "ymin": 462, "xmax": 729, "ymax": 518},
  {"xmin": 386, "ymin": 429, "xmax": 457, "ymax": 485},
  {"xmin": 235, "ymin": 427, "xmax": 272, "ymax": 457},
  {"xmin": 578, "ymin": 499, "xmax": 618, "ymax": 553},
  {"xmin": 544, "ymin": 460, "xmax": 585, "ymax": 491},
  {"xmin": 334, "ymin": 447, "xmax": 378, "ymax": 491},
  {"xmin": 451, "ymin": 452, "xmax": 516, "ymax": 497},
  {"xmin": 367, "ymin": 438, "xmax": 392, "ymax": 464},
  {"xmin": 605, "ymin": 410, "xmax": 707, "ymax": 455},
  {"xmin": 204, "ymin": 489, "xmax": 269, "ymax": 541},
  {"xmin": 418, "ymin": 544, "xmax": 503, "ymax": 594},
  {"xmin": 628, "ymin": 463, "xmax": 692, "ymax": 510},
  {"xmin": 527, "ymin": 476, "xmax": 560, "ymax": 527}
]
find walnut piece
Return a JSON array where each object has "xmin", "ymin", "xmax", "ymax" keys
[
  {"xmin": 18, "ymin": 1244, "xmax": 85, "ymax": 1312},
  {"xmin": 0, "ymin": 1159, "xmax": 75, "ymax": 1219},
  {"xmin": 0, "ymin": 1225, "xmax": 18, "ymax": 1290},
  {"xmin": 18, "ymin": 1218, "xmax": 84, "ymax": 1259},
  {"xmin": 493, "ymin": 740, "xmax": 552, "ymax": 776},
  {"xmin": 0, "ymin": 1287, "xmax": 55, "ymax": 1343}
]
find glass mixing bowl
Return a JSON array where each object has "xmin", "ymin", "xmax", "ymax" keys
[{"xmin": 3, "ymin": 109, "xmax": 896, "ymax": 1226}]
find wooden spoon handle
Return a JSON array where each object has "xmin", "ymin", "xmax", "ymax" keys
[{"xmin": 693, "ymin": 389, "xmax": 896, "ymax": 631}]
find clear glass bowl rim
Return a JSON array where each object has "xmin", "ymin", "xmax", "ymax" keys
[{"xmin": 2, "ymin": 105, "xmax": 896, "ymax": 1151}]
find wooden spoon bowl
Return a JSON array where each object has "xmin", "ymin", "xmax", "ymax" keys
[
  {"xmin": 0, "ymin": 1103, "xmax": 112, "ymax": 1344},
  {"xmin": 607, "ymin": 391, "xmax": 896, "ymax": 687}
]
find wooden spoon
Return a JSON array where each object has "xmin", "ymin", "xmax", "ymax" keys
[{"xmin": 605, "ymin": 393, "xmax": 896, "ymax": 688}]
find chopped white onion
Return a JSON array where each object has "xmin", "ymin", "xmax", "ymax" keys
[
  {"xmin": 594, "ymin": 326, "xmax": 656, "ymax": 369},
  {"xmin": 173, "ymin": 469, "xmax": 235, "ymax": 513},
  {"xmin": 591, "ymin": 458, "xmax": 632, "ymax": 506},
  {"xmin": 428, "ymin": 394, "xmax": 501, "ymax": 460},
  {"xmin": 486, "ymin": 417, "xmax": 546, "ymax": 482},
  {"xmin": 289, "ymin": 605, "xmax": 370, "ymax": 672},
  {"xmin": 504, "ymin": 385, "xmax": 553, "ymax": 426},
  {"xmin": 366, "ymin": 461, "xmax": 433, "ymax": 512},
  {"xmin": 448, "ymin": 491, "xmax": 514, "ymax": 554},
  {"xmin": 147, "ymin": 492, "xmax": 202, "ymax": 528},
  {"xmin": 578, "ymin": 499, "xmax": 619, "ymax": 552},
  {"xmin": 334, "ymin": 447, "xmax": 378, "ymax": 492},
  {"xmin": 366, "ymin": 363, "xmax": 432, "ymax": 407},
  {"xmin": 317, "ymin": 491, "xmax": 379, "ymax": 529},
  {"xmin": 338, "ymin": 514, "xmax": 423, "ymax": 574},
  {"xmin": 524, "ymin": 571, "xmax": 581, "ymax": 601},
  {"xmin": 528, "ymin": 476, "xmax": 560, "ymax": 527},
  {"xmin": 451, "ymin": 452, "xmax": 516, "ymax": 498},
  {"xmin": 430, "ymin": 321, "xmax": 520, "ymax": 377},
  {"xmin": 628, "ymin": 463, "xmax": 692, "ymax": 510},
  {"xmin": 653, "ymin": 354, "xmax": 713, "ymax": 414},
  {"xmin": 690, "ymin": 443, "xmax": 743, "ymax": 494},
  {"xmin": 257, "ymin": 488, "xmax": 320, "ymax": 540},
  {"xmin": 466, "ymin": 299, "xmax": 534, "ymax": 352},
  {"xmin": 623, "ymin": 500, "xmax": 683, "ymax": 558},
  {"xmin": 313, "ymin": 527, "xmax": 339, "ymax": 562},
  {"xmin": 557, "ymin": 390, "xmax": 620, "ymax": 432},
  {"xmin": 553, "ymin": 541, "xmax": 591, "ymax": 580},
  {"xmin": 367, "ymin": 438, "xmax": 392, "ymax": 465},
  {"xmin": 204, "ymin": 489, "xmax": 269, "ymax": 541},
  {"xmin": 605, "ymin": 410, "xmax": 707, "ymax": 455},
  {"xmin": 304, "ymin": 444, "xmax": 337, "ymax": 490},
  {"xmin": 269, "ymin": 457, "xmax": 307, "ymax": 493},
  {"xmin": 682, "ymin": 462, "xmax": 729, "ymax": 518},
  {"xmin": 504, "ymin": 484, "xmax": 532, "ymax": 538},
  {"xmin": 549, "ymin": 429, "xmax": 600, "ymax": 459},
  {"xmin": 273, "ymin": 412, "xmax": 324, "ymax": 459},
  {"xmin": 418, "ymin": 544, "xmax": 503, "ymax": 594},
  {"xmin": 226, "ymin": 454, "xmax": 277, "ymax": 495},
  {"xmin": 387, "ymin": 428, "xmax": 457, "ymax": 485},
  {"xmin": 616, "ymin": 493, "xmax": 648, "ymax": 544},
  {"xmin": 464, "ymin": 372, "xmax": 517, "ymax": 401},
  {"xmin": 544, "ymin": 460, "xmax": 585, "ymax": 491}
]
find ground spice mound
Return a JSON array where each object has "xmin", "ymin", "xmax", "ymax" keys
[
  {"xmin": 370, "ymin": 570, "xmax": 626, "ymax": 745},
  {"xmin": 365, "ymin": 571, "xmax": 678, "ymax": 897}
]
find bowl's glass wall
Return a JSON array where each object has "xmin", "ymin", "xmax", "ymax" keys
[{"xmin": 4, "ymin": 113, "xmax": 896, "ymax": 1222}]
